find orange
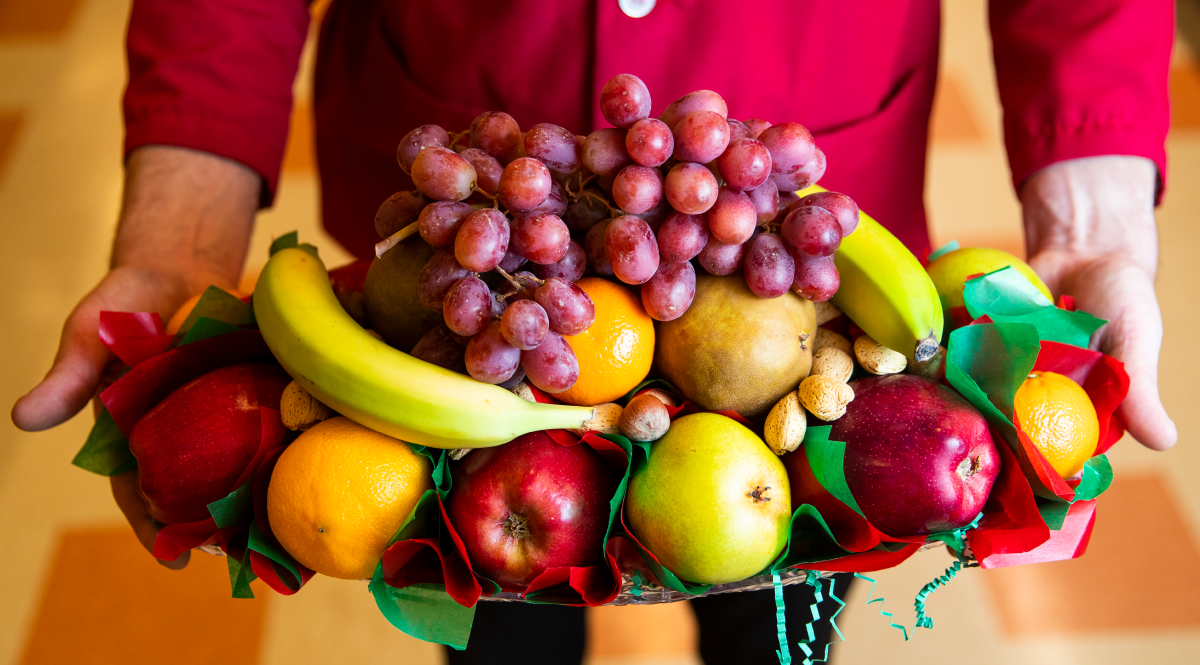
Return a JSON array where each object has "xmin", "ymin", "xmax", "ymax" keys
[
  {"xmin": 267, "ymin": 417, "xmax": 433, "ymax": 580},
  {"xmin": 1013, "ymin": 371, "xmax": 1099, "ymax": 479},
  {"xmin": 165, "ymin": 287, "xmax": 250, "ymax": 335},
  {"xmin": 555, "ymin": 277, "xmax": 655, "ymax": 406}
]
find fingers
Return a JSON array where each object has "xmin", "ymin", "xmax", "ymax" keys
[
  {"xmin": 11, "ymin": 304, "xmax": 109, "ymax": 431},
  {"xmin": 110, "ymin": 470, "xmax": 190, "ymax": 570},
  {"xmin": 1062, "ymin": 259, "xmax": 1178, "ymax": 451}
]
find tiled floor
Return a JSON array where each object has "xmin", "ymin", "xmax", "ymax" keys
[{"xmin": 1, "ymin": 1, "xmax": 1197, "ymax": 664}]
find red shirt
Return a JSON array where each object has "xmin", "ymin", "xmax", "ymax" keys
[{"xmin": 124, "ymin": 0, "xmax": 1173, "ymax": 260}]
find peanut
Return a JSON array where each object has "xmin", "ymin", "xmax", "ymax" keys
[
  {"xmin": 510, "ymin": 381, "xmax": 537, "ymax": 403},
  {"xmin": 854, "ymin": 335, "xmax": 907, "ymax": 375},
  {"xmin": 280, "ymin": 380, "xmax": 331, "ymax": 431},
  {"xmin": 570, "ymin": 402, "xmax": 623, "ymax": 436},
  {"xmin": 798, "ymin": 375, "xmax": 855, "ymax": 421},
  {"xmin": 619, "ymin": 393, "xmax": 671, "ymax": 441},
  {"xmin": 765, "ymin": 392, "xmax": 806, "ymax": 455},
  {"xmin": 811, "ymin": 347, "xmax": 854, "ymax": 383}
]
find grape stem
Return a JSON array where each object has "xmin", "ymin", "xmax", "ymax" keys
[
  {"xmin": 471, "ymin": 185, "xmax": 501, "ymax": 208},
  {"xmin": 447, "ymin": 129, "xmax": 469, "ymax": 150},
  {"xmin": 493, "ymin": 266, "xmax": 543, "ymax": 294},
  {"xmin": 581, "ymin": 190, "xmax": 621, "ymax": 217},
  {"xmin": 563, "ymin": 172, "xmax": 596, "ymax": 201},
  {"xmin": 374, "ymin": 221, "xmax": 419, "ymax": 258}
]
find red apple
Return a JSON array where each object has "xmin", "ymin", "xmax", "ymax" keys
[
  {"xmin": 446, "ymin": 431, "xmax": 619, "ymax": 588},
  {"xmin": 828, "ymin": 374, "xmax": 1000, "ymax": 537},
  {"xmin": 128, "ymin": 363, "xmax": 290, "ymax": 524}
]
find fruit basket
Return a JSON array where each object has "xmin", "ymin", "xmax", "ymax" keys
[{"xmin": 70, "ymin": 73, "xmax": 1129, "ymax": 661}]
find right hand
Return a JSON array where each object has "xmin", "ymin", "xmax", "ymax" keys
[{"xmin": 11, "ymin": 146, "xmax": 261, "ymax": 566}]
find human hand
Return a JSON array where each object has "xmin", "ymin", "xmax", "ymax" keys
[
  {"xmin": 11, "ymin": 146, "xmax": 260, "ymax": 562},
  {"xmin": 1021, "ymin": 155, "xmax": 1177, "ymax": 450}
]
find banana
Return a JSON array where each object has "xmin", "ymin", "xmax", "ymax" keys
[
  {"xmin": 799, "ymin": 186, "xmax": 942, "ymax": 363},
  {"xmin": 253, "ymin": 248, "xmax": 594, "ymax": 448}
]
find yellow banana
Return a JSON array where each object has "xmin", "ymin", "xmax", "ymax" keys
[
  {"xmin": 253, "ymin": 248, "xmax": 594, "ymax": 448},
  {"xmin": 799, "ymin": 186, "xmax": 942, "ymax": 363}
]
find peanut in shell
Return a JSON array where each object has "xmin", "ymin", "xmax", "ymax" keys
[
  {"xmin": 280, "ymin": 381, "xmax": 331, "ymax": 431},
  {"xmin": 570, "ymin": 402, "xmax": 623, "ymax": 436}
]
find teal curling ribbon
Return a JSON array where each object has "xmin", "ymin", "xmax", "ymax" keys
[
  {"xmin": 854, "ymin": 573, "xmax": 909, "ymax": 641},
  {"xmin": 913, "ymin": 513, "xmax": 982, "ymax": 630},
  {"xmin": 774, "ymin": 573, "xmax": 792, "ymax": 665},
  {"xmin": 796, "ymin": 576, "xmax": 847, "ymax": 665}
]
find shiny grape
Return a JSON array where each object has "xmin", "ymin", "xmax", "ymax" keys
[
  {"xmin": 375, "ymin": 190, "xmax": 429, "ymax": 238},
  {"xmin": 664, "ymin": 162, "xmax": 719, "ymax": 214},
  {"xmin": 638, "ymin": 196, "xmax": 672, "ymax": 232},
  {"xmin": 497, "ymin": 247, "xmax": 527, "ymax": 272},
  {"xmin": 454, "ymin": 208, "xmax": 510, "ymax": 272},
  {"xmin": 465, "ymin": 320, "xmax": 521, "ymax": 384},
  {"xmin": 417, "ymin": 250, "xmax": 472, "ymax": 309},
  {"xmin": 582, "ymin": 128, "xmax": 634, "ymax": 176},
  {"xmin": 775, "ymin": 146, "xmax": 826, "ymax": 191},
  {"xmin": 499, "ymin": 157, "xmax": 552, "ymax": 212},
  {"xmin": 758, "ymin": 122, "xmax": 816, "ymax": 190},
  {"xmin": 459, "ymin": 148, "xmax": 502, "ymax": 196},
  {"xmin": 605, "ymin": 214, "xmax": 660, "ymax": 285},
  {"xmin": 660, "ymin": 90, "xmax": 728, "ymax": 129},
  {"xmin": 797, "ymin": 189, "xmax": 860, "ymax": 236},
  {"xmin": 584, "ymin": 218, "xmax": 615, "ymax": 276},
  {"xmin": 535, "ymin": 277, "xmax": 597, "ymax": 335},
  {"xmin": 743, "ymin": 233, "xmax": 795, "ymax": 298},
  {"xmin": 411, "ymin": 147, "xmax": 477, "ymax": 201},
  {"xmin": 526, "ymin": 179, "xmax": 568, "ymax": 216},
  {"xmin": 443, "ymin": 276, "xmax": 493, "ymax": 336},
  {"xmin": 396, "ymin": 124, "xmax": 449, "ymax": 175},
  {"xmin": 511, "ymin": 213, "xmax": 571, "ymax": 264},
  {"xmin": 697, "ymin": 238, "xmax": 745, "ymax": 276},
  {"xmin": 657, "ymin": 211, "xmax": 709, "ymax": 262},
  {"xmin": 625, "ymin": 117, "xmax": 674, "ymax": 167},
  {"xmin": 470, "ymin": 111, "xmax": 522, "ymax": 161},
  {"xmin": 600, "ymin": 73, "xmax": 652, "ymax": 128},
  {"xmin": 707, "ymin": 187, "xmax": 758, "ymax": 244},
  {"xmin": 793, "ymin": 255, "xmax": 840, "ymax": 302},
  {"xmin": 782, "ymin": 206, "xmax": 842, "ymax": 257},
  {"xmin": 564, "ymin": 186, "xmax": 609, "ymax": 233},
  {"xmin": 672, "ymin": 110, "xmax": 731, "ymax": 164},
  {"xmin": 532, "ymin": 240, "xmax": 586, "ymax": 282},
  {"xmin": 417, "ymin": 201, "xmax": 475, "ymax": 247},
  {"xmin": 612, "ymin": 164, "xmax": 664, "ymax": 214},
  {"xmin": 524, "ymin": 123, "xmax": 583, "ymax": 173},
  {"xmin": 717, "ymin": 138, "xmax": 772, "ymax": 191},
  {"xmin": 747, "ymin": 180, "xmax": 780, "ymax": 224},
  {"xmin": 500, "ymin": 299, "xmax": 550, "ymax": 350},
  {"xmin": 641, "ymin": 260, "xmax": 697, "ymax": 322},
  {"xmin": 520, "ymin": 331, "xmax": 579, "ymax": 393}
]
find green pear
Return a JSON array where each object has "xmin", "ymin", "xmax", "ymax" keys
[
  {"xmin": 625, "ymin": 413, "xmax": 791, "ymax": 585},
  {"xmin": 363, "ymin": 237, "xmax": 444, "ymax": 352},
  {"xmin": 655, "ymin": 273, "xmax": 815, "ymax": 418}
]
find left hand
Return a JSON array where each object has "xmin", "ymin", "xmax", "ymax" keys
[{"xmin": 1020, "ymin": 155, "xmax": 1177, "ymax": 451}]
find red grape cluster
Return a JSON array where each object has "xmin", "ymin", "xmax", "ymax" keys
[{"xmin": 373, "ymin": 74, "xmax": 862, "ymax": 392}]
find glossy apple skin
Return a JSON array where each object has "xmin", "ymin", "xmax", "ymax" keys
[
  {"xmin": 446, "ymin": 431, "xmax": 619, "ymax": 589},
  {"xmin": 128, "ymin": 363, "xmax": 290, "ymax": 524},
  {"xmin": 830, "ymin": 375, "xmax": 999, "ymax": 537}
]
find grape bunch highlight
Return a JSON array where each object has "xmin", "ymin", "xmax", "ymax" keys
[{"xmin": 374, "ymin": 73, "xmax": 861, "ymax": 394}]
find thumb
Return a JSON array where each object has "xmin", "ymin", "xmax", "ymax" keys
[{"xmin": 11, "ymin": 297, "xmax": 112, "ymax": 431}]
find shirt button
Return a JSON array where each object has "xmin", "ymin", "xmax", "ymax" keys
[{"xmin": 619, "ymin": 0, "xmax": 656, "ymax": 18}]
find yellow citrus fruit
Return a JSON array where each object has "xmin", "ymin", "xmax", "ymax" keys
[
  {"xmin": 267, "ymin": 417, "xmax": 433, "ymax": 579},
  {"xmin": 166, "ymin": 287, "xmax": 250, "ymax": 335},
  {"xmin": 1013, "ymin": 371, "xmax": 1099, "ymax": 479},
  {"xmin": 926, "ymin": 247, "xmax": 1052, "ymax": 309},
  {"xmin": 555, "ymin": 277, "xmax": 655, "ymax": 406}
]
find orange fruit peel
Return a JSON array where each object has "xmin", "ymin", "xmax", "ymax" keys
[
  {"xmin": 555, "ymin": 277, "xmax": 655, "ymax": 406},
  {"xmin": 1013, "ymin": 371, "xmax": 1099, "ymax": 479}
]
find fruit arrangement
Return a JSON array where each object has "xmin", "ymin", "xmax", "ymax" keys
[{"xmin": 72, "ymin": 76, "xmax": 1129, "ymax": 660}]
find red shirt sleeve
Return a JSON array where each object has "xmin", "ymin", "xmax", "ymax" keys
[
  {"xmin": 123, "ymin": 0, "xmax": 310, "ymax": 205},
  {"xmin": 989, "ymin": 0, "xmax": 1173, "ymax": 198}
]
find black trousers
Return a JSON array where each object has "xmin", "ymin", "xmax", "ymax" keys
[{"xmin": 445, "ymin": 574, "xmax": 853, "ymax": 665}]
